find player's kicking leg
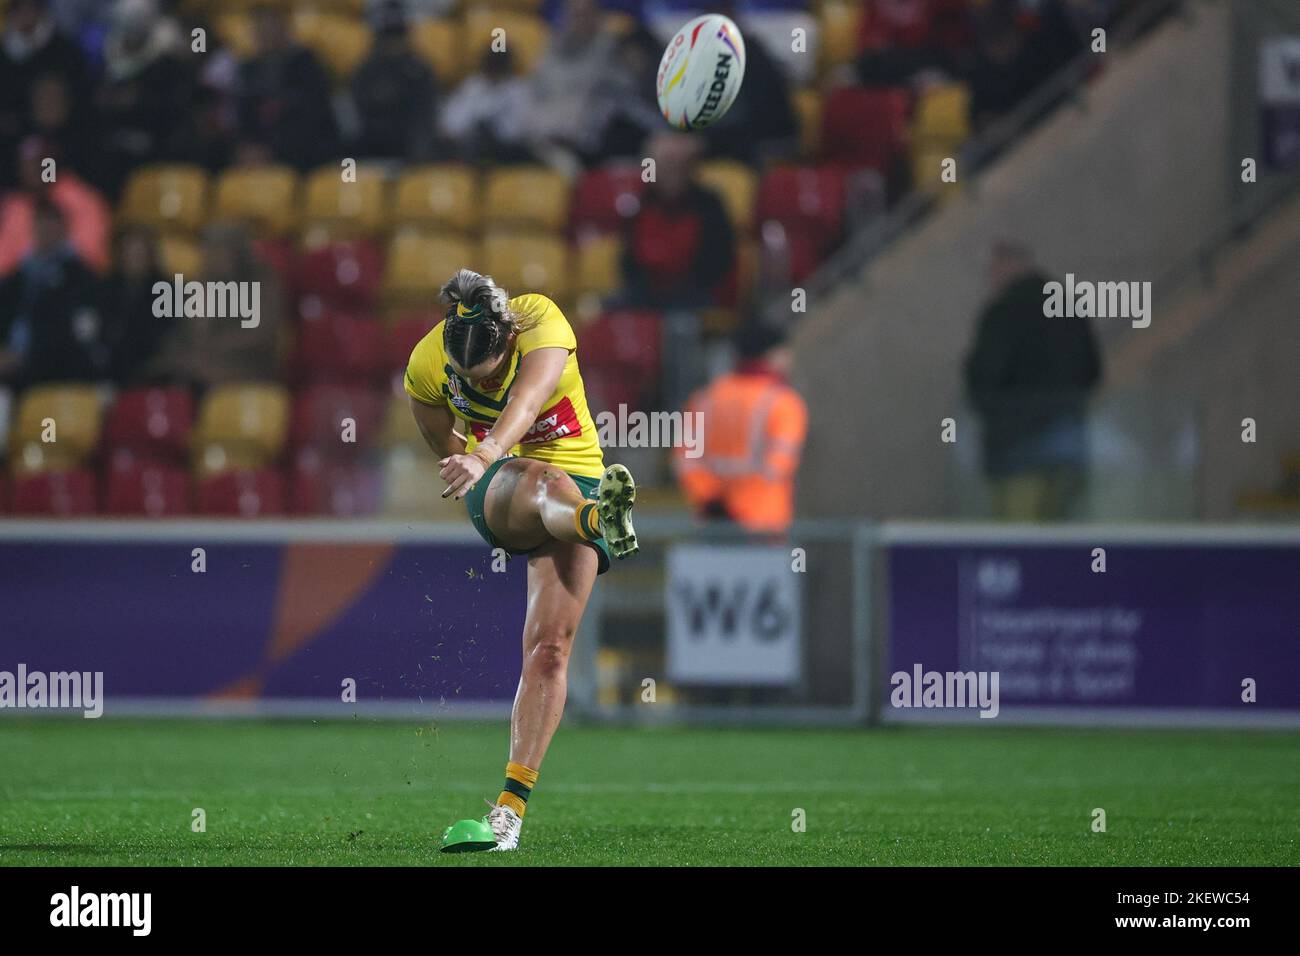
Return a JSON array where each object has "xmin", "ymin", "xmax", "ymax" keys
[{"xmin": 446, "ymin": 458, "xmax": 636, "ymax": 852}]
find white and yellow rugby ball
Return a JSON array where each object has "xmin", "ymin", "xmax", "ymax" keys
[{"xmin": 656, "ymin": 14, "xmax": 747, "ymax": 131}]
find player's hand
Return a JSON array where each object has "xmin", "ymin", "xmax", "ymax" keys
[{"xmin": 439, "ymin": 452, "xmax": 488, "ymax": 500}]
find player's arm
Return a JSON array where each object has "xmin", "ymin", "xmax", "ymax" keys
[
  {"xmin": 439, "ymin": 346, "xmax": 568, "ymax": 500},
  {"xmin": 409, "ymin": 395, "xmax": 467, "ymax": 459}
]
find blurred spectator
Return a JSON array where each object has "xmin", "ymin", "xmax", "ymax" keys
[
  {"xmin": 674, "ymin": 319, "xmax": 807, "ymax": 535},
  {"xmin": 30, "ymin": 73, "xmax": 92, "ymax": 178},
  {"xmin": 701, "ymin": 2, "xmax": 798, "ymax": 165},
  {"xmin": 966, "ymin": 0, "xmax": 1081, "ymax": 130},
  {"xmin": 963, "ymin": 240, "xmax": 1102, "ymax": 521},
  {"xmin": 145, "ymin": 224, "xmax": 284, "ymax": 389},
  {"xmin": 0, "ymin": 136, "xmax": 112, "ymax": 276},
  {"xmin": 93, "ymin": 0, "xmax": 196, "ymax": 197},
  {"xmin": 0, "ymin": 0, "xmax": 91, "ymax": 183},
  {"xmin": 856, "ymin": 0, "xmax": 972, "ymax": 87},
  {"xmin": 235, "ymin": 1, "xmax": 339, "ymax": 171},
  {"xmin": 103, "ymin": 226, "xmax": 169, "ymax": 383},
  {"xmin": 619, "ymin": 132, "xmax": 734, "ymax": 311},
  {"xmin": 523, "ymin": 0, "xmax": 619, "ymax": 169},
  {"xmin": 350, "ymin": 0, "xmax": 439, "ymax": 161},
  {"xmin": 0, "ymin": 199, "xmax": 110, "ymax": 387},
  {"xmin": 594, "ymin": 23, "xmax": 663, "ymax": 162},
  {"xmin": 439, "ymin": 48, "xmax": 532, "ymax": 164}
]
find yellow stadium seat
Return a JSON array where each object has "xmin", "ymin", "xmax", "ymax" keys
[
  {"xmin": 392, "ymin": 165, "xmax": 479, "ymax": 232},
  {"xmin": 379, "ymin": 391, "xmax": 426, "ymax": 451},
  {"xmin": 14, "ymin": 384, "xmax": 103, "ymax": 472},
  {"xmin": 302, "ymin": 163, "xmax": 390, "ymax": 237},
  {"xmin": 214, "ymin": 13, "xmax": 256, "ymax": 59},
  {"xmin": 912, "ymin": 83, "xmax": 972, "ymax": 148},
  {"xmin": 482, "ymin": 232, "xmax": 570, "ymax": 304},
  {"xmin": 697, "ymin": 160, "xmax": 757, "ymax": 234},
  {"xmin": 192, "ymin": 383, "xmax": 290, "ymax": 473},
  {"xmin": 381, "ymin": 448, "xmax": 466, "ymax": 519},
  {"xmin": 573, "ymin": 235, "xmax": 622, "ymax": 299},
  {"xmin": 791, "ymin": 88, "xmax": 822, "ymax": 159},
  {"xmin": 293, "ymin": 11, "xmax": 372, "ymax": 83},
  {"xmin": 118, "ymin": 164, "xmax": 210, "ymax": 234},
  {"xmin": 212, "ymin": 165, "xmax": 300, "ymax": 237},
  {"xmin": 382, "ymin": 232, "xmax": 478, "ymax": 307},
  {"xmin": 483, "ymin": 166, "xmax": 570, "ymax": 233},
  {"xmin": 463, "ymin": 10, "xmax": 548, "ymax": 75},
  {"xmin": 911, "ymin": 149, "xmax": 961, "ymax": 201},
  {"xmin": 819, "ymin": 1, "xmax": 863, "ymax": 75},
  {"xmin": 410, "ymin": 18, "xmax": 463, "ymax": 88},
  {"xmin": 158, "ymin": 235, "xmax": 203, "ymax": 278}
]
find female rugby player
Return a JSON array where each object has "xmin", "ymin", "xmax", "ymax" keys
[{"xmin": 405, "ymin": 269, "xmax": 637, "ymax": 851}]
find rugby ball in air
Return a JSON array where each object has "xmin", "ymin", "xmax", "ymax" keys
[{"xmin": 656, "ymin": 14, "xmax": 746, "ymax": 131}]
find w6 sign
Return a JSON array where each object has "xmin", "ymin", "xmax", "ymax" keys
[{"xmin": 665, "ymin": 545, "xmax": 801, "ymax": 685}]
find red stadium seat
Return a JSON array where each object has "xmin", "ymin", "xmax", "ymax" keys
[
  {"xmin": 577, "ymin": 310, "xmax": 662, "ymax": 412},
  {"xmin": 290, "ymin": 453, "xmax": 382, "ymax": 516},
  {"xmin": 102, "ymin": 387, "xmax": 195, "ymax": 462},
  {"xmin": 196, "ymin": 469, "xmax": 286, "ymax": 517},
  {"xmin": 104, "ymin": 455, "xmax": 192, "ymax": 516},
  {"xmin": 0, "ymin": 473, "xmax": 8, "ymax": 513},
  {"xmin": 290, "ymin": 384, "xmax": 384, "ymax": 457},
  {"xmin": 11, "ymin": 469, "xmax": 98, "ymax": 516},
  {"xmin": 570, "ymin": 165, "xmax": 645, "ymax": 239},
  {"xmin": 819, "ymin": 87, "xmax": 910, "ymax": 175},
  {"xmin": 757, "ymin": 166, "xmax": 847, "ymax": 244},
  {"xmin": 292, "ymin": 310, "xmax": 387, "ymax": 385},
  {"xmin": 388, "ymin": 315, "xmax": 435, "ymax": 372},
  {"xmin": 296, "ymin": 239, "xmax": 384, "ymax": 314}
]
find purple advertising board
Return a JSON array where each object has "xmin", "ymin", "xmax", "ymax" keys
[
  {"xmin": 0, "ymin": 524, "xmax": 526, "ymax": 714},
  {"xmin": 886, "ymin": 530, "xmax": 1300, "ymax": 724}
]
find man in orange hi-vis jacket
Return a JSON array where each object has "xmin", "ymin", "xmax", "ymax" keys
[{"xmin": 673, "ymin": 320, "xmax": 808, "ymax": 534}]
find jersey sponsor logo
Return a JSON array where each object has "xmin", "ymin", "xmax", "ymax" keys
[{"xmin": 468, "ymin": 396, "xmax": 582, "ymax": 445}]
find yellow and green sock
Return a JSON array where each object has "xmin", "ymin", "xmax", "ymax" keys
[
  {"xmin": 573, "ymin": 502, "xmax": 602, "ymax": 542},
  {"xmin": 497, "ymin": 761, "xmax": 539, "ymax": 818}
]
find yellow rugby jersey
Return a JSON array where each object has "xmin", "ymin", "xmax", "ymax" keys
[{"xmin": 403, "ymin": 293, "xmax": 605, "ymax": 478}]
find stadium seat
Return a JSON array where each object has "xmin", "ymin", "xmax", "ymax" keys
[
  {"xmin": 213, "ymin": 13, "xmax": 256, "ymax": 59},
  {"xmin": 292, "ymin": 310, "xmax": 387, "ymax": 386},
  {"xmin": 103, "ymin": 455, "xmax": 192, "ymax": 517},
  {"xmin": 481, "ymin": 232, "xmax": 570, "ymax": 305},
  {"xmin": 462, "ymin": 9, "xmax": 548, "ymax": 75},
  {"xmin": 819, "ymin": 87, "xmax": 910, "ymax": 174},
  {"xmin": 158, "ymin": 235, "xmax": 202, "ymax": 278},
  {"xmin": 756, "ymin": 165, "xmax": 847, "ymax": 253},
  {"xmin": 378, "ymin": 390, "xmax": 425, "ymax": 451},
  {"xmin": 911, "ymin": 148, "xmax": 961, "ymax": 201},
  {"xmin": 410, "ymin": 18, "xmax": 463, "ymax": 88},
  {"xmin": 0, "ymin": 386, "xmax": 12, "ymax": 459},
  {"xmin": 380, "ymin": 448, "xmax": 465, "ymax": 519},
  {"xmin": 573, "ymin": 235, "xmax": 623, "ymax": 302},
  {"xmin": 381, "ymin": 232, "xmax": 477, "ymax": 307},
  {"xmin": 118, "ymin": 164, "xmax": 210, "ymax": 234},
  {"xmin": 301, "ymin": 164, "xmax": 389, "ymax": 238},
  {"xmin": 11, "ymin": 468, "xmax": 98, "ymax": 515},
  {"xmin": 290, "ymin": 454, "xmax": 382, "ymax": 516},
  {"xmin": 697, "ymin": 160, "xmax": 758, "ymax": 235},
  {"xmin": 290, "ymin": 384, "xmax": 384, "ymax": 457},
  {"xmin": 196, "ymin": 468, "xmax": 285, "ymax": 517},
  {"xmin": 484, "ymin": 166, "xmax": 571, "ymax": 233},
  {"xmin": 391, "ymin": 165, "xmax": 479, "ymax": 233},
  {"xmin": 212, "ymin": 165, "xmax": 300, "ymax": 238},
  {"xmin": 819, "ymin": 0, "xmax": 865, "ymax": 75},
  {"xmin": 293, "ymin": 11, "xmax": 372, "ymax": 84},
  {"xmin": 758, "ymin": 220, "xmax": 823, "ymax": 286},
  {"xmin": 0, "ymin": 473, "xmax": 8, "ymax": 514},
  {"xmin": 14, "ymin": 384, "xmax": 103, "ymax": 470},
  {"xmin": 577, "ymin": 310, "xmax": 661, "ymax": 412},
  {"xmin": 387, "ymin": 314, "xmax": 434, "ymax": 372},
  {"xmin": 791, "ymin": 88, "xmax": 822, "ymax": 159},
  {"xmin": 296, "ymin": 239, "xmax": 384, "ymax": 314},
  {"xmin": 912, "ymin": 82, "xmax": 971, "ymax": 150},
  {"xmin": 102, "ymin": 387, "xmax": 195, "ymax": 462},
  {"xmin": 192, "ymin": 384, "xmax": 290, "ymax": 473},
  {"xmin": 569, "ymin": 164, "xmax": 644, "ymax": 238}
]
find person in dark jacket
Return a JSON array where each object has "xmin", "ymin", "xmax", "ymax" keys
[
  {"xmin": 235, "ymin": 1, "xmax": 339, "ymax": 170},
  {"xmin": 964, "ymin": 240, "xmax": 1102, "ymax": 520},
  {"xmin": 0, "ymin": 199, "xmax": 109, "ymax": 387},
  {"xmin": 350, "ymin": 0, "xmax": 439, "ymax": 161},
  {"xmin": 103, "ymin": 225, "xmax": 169, "ymax": 384}
]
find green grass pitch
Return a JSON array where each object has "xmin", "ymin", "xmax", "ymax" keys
[{"xmin": 1, "ymin": 719, "xmax": 1296, "ymax": 866}]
